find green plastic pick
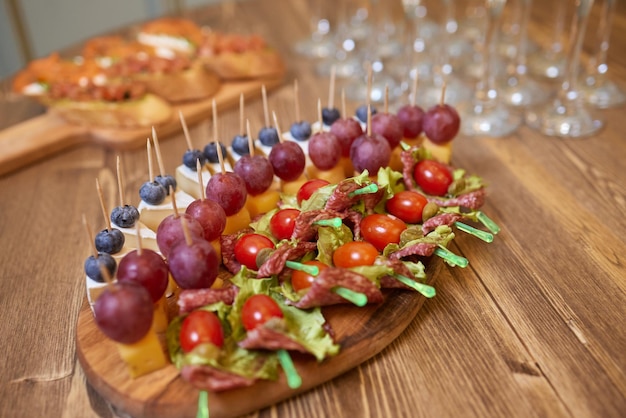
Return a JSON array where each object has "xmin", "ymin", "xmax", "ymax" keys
[
  {"xmin": 285, "ymin": 260, "xmax": 319, "ymax": 276},
  {"xmin": 332, "ymin": 286, "xmax": 368, "ymax": 307},
  {"xmin": 348, "ymin": 183, "xmax": 379, "ymax": 197},
  {"xmin": 394, "ymin": 275, "xmax": 436, "ymax": 298},
  {"xmin": 454, "ymin": 222, "xmax": 494, "ymax": 243},
  {"xmin": 313, "ymin": 217, "xmax": 343, "ymax": 228},
  {"xmin": 277, "ymin": 349, "xmax": 302, "ymax": 389},
  {"xmin": 476, "ymin": 211, "xmax": 500, "ymax": 234},
  {"xmin": 434, "ymin": 246, "xmax": 469, "ymax": 268},
  {"xmin": 196, "ymin": 391, "xmax": 209, "ymax": 418}
]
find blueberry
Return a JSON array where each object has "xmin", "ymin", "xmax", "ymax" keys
[
  {"xmin": 183, "ymin": 149, "xmax": 206, "ymax": 170},
  {"xmin": 258, "ymin": 127, "xmax": 280, "ymax": 147},
  {"xmin": 356, "ymin": 104, "xmax": 377, "ymax": 123},
  {"xmin": 95, "ymin": 228, "xmax": 125, "ymax": 254},
  {"xmin": 203, "ymin": 142, "xmax": 228, "ymax": 163},
  {"xmin": 231, "ymin": 134, "xmax": 250, "ymax": 156},
  {"xmin": 155, "ymin": 174, "xmax": 177, "ymax": 195},
  {"xmin": 139, "ymin": 181, "xmax": 167, "ymax": 205},
  {"xmin": 290, "ymin": 120, "xmax": 312, "ymax": 141},
  {"xmin": 110, "ymin": 205, "xmax": 140, "ymax": 228},
  {"xmin": 322, "ymin": 107, "xmax": 341, "ymax": 126},
  {"xmin": 84, "ymin": 252, "xmax": 117, "ymax": 283}
]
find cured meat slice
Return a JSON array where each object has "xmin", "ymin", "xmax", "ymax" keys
[
  {"xmin": 181, "ymin": 364, "xmax": 255, "ymax": 392},
  {"xmin": 428, "ymin": 188, "xmax": 486, "ymax": 210},
  {"xmin": 238, "ymin": 320, "xmax": 309, "ymax": 353},
  {"xmin": 422, "ymin": 212, "xmax": 463, "ymax": 235},
  {"xmin": 257, "ymin": 241, "xmax": 317, "ymax": 278},
  {"xmin": 177, "ymin": 285, "xmax": 238, "ymax": 314},
  {"xmin": 289, "ymin": 267, "xmax": 383, "ymax": 309},
  {"xmin": 388, "ymin": 242, "xmax": 437, "ymax": 260},
  {"xmin": 291, "ymin": 209, "xmax": 342, "ymax": 242}
]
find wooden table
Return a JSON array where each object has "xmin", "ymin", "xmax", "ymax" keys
[{"xmin": 1, "ymin": 1, "xmax": 625, "ymax": 417}]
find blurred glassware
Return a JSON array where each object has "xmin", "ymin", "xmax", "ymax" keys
[
  {"xmin": 499, "ymin": 0, "xmax": 550, "ymax": 107},
  {"xmin": 460, "ymin": 0, "xmax": 521, "ymax": 137},
  {"xmin": 294, "ymin": 0, "xmax": 336, "ymax": 58},
  {"xmin": 527, "ymin": 0, "xmax": 567, "ymax": 79},
  {"xmin": 579, "ymin": 0, "xmax": 626, "ymax": 108},
  {"xmin": 525, "ymin": 0, "xmax": 603, "ymax": 138}
]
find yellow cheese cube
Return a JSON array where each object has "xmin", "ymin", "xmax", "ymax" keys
[
  {"xmin": 280, "ymin": 173, "xmax": 309, "ymax": 195},
  {"xmin": 116, "ymin": 330, "xmax": 167, "ymax": 378},
  {"xmin": 210, "ymin": 239, "xmax": 221, "ymax": 262},
  {"xmin": 340, "ymin": 156, "xmax": 354, "ymax": 177},
  {"xmin": 306, "ymin": 164, "xmax": 345, "ymax": 185},
  {"xmin": 245, "ymin": 190, "xmax": 281, "ymax": 218},
  {"xmin": 422, "ymin": 139, "xmax": 452, "ymax": 164},
  {"xmin": 152, "ymin": 296, "xmax": 169, "ymax": 333},
  {"xmin": 223, "ymin": 207, "xmax": 252, "ymax": 235}
]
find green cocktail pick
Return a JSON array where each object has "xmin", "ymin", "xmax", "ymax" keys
[
  {"xmin": 434, "ymin": 246, "xmax": 468, "ymax": 268},
  {"xmin": 476, "ymin": 211, "xmax": 500, "ymax": 234},
  {"xmin": 313, "ymin": 217, "xmax": 343, "ymax": 228},
  {"xmin": 277, "ymin": 349, "xmax": 302, "ymax": 389},
  {"xmin": 454, "ymin": 222, "xmax": 494, "ymax": 243},
  {"xmin": 285, "ymin": 261, "xmax": 319, "ymax": 276},
  {"xmin": 349, "ymin": 183, "xmax": 379, "ymax": 197},
  {"xmin": 196, "ymin": 391, "xmax": 209, "ymax": 418},
  {"xmin": 332, "ymin": 286, "xmax": 368, "ymax": 306},
  {"xmin": 394, "ymin": 275, "xmax": 436, "ymax": 298}
]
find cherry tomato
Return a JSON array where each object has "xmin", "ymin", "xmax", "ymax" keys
[
  {"xmin": 413, "ymin": 159, "xmax": 453, "ymax": 196},
  {"xmin": 297, "ymin": 179, "xmax": 330, "ymax": 205},
  {"xmin": 385, "ymin": 191, "xmax": 428, "ymax": 224},
  {"xmin": 269, "ymin": 208, "xmax": 300, "ymax": 240},
  {"xmin": 241, "ymin": 294, "xmax": 284, "ymax": 331},
  {"xmin": 333, "ymin": 241, "xmax": 379, "ymax": 268},
  {"xmin": 360, "ymin": 214, "xmax": 407, "ymax": 252},
  {"xmin": 234, "ymin": 233, "xmax": 275, "ymax": 270},
  {"xmin": 179, "ymin": 310, "xmax": 224, "ymax": 353},
  {"xmin": 291, "ymin": 260, "xmax": 328, "ymax": 292}
]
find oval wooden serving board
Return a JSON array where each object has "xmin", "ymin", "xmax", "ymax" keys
[
  {"xmin": 76, "ymin": 266, "xmax": 439, "ymax": 418},
  {"xmin": 0, "ymin": 76, "xmax": 283, "ymax": 177}
]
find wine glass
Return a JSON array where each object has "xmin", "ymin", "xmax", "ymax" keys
[
  {"xmin": 499, "ymin": 0, "xmax": 550, "ymax": 107},
  {"xmin": 579, "ymin": 0, "xmax": 626, "ymax": 109},
  {"xmin": 525, "ymin": 0, "xmax": 603, "ymax": 138},
  {"xmin": 294, "ymin": 0, "xmax": 336, "ymax": 58},
  {"xmin": 527, "ymin": 0, "xmax": 567, "ymax": 80},
  {"xmin": 460, "ymin": 0, "xmax": 521, "ymax": 138}
]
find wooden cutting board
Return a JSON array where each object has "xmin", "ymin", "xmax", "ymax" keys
[
  {"xmin": 75, "ymin": 268, "xmax": 438, "ymax": 418},
  {"xmin": 0, "ymin": 76, "xmax": 283, "ymax": 177}
]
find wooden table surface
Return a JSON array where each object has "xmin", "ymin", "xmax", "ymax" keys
[{"xmin": 1, "ymin": 1, "xmax": 625, "ymax": 417}]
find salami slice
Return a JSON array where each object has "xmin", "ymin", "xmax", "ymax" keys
[
  {"xmin": 181, "ymin": 364, "xmax": 255, "ymax": 392},
  {"xmin": 238, "ymin": 321, "xmax": 309, "ymax": 353},
  {"xmin": 177, "ymin": 285, "xmax": 238, "ymax": 314},
  {"xmin": 422, "ymin": 212, "xmax": 463, "ymax": 235},
  {"xmin": 257, "ymin": 241, "xmax": 317, "ymax": 278}
]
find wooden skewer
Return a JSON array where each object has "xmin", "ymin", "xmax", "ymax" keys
[
  {"xmin": 246, "ymin": 119, "xmax": 255, "ymax": 158},
  {"xmin": 146, "ymin": 138, "xmax": 155, "ymax": 182},
  {"xmin": 170, "ymin": 185, "xmax": 179, "ymax": 218},
  {"xmin": 181, "ymin": 215, "xmax": 193, "ymax": 246},
  {"xmin": 341, "ymin": 88, "xmax": 347, "ymax": 119},
  {"xmin": 135, "ymin": 222, "xmax": 143, "ymax": 256},
  {"xmin": 272, "ymin": 111, "xmax": 284, "ymax": 143},
  {"xmin": 212, "ymin": 99, "xmax": 226, "ymax": 174},
  {"xmin": 82, "ymin": 214, "xmax": 99, "ymax": 258},
  {"xmin": 116, "ymin": 155, "xmax": 124, "ymax": 207},
  {"xmin": 179, "ymin": 110, "xmax": 193, "ymax": 151},
  {"xmin": 317, "ymin": 99, "xmax": 323, "ymax": 134},
  {"xmin": 367, "ymin": 105, "xmax": 372, "ymax": 137},
  {"xmin": 366, "ymin": 64, "xmax": 373, "ymax": 107},
  {"xmin": 196, "ymin": 159, "xmax": 206, "ymax": 201},
  {"xmin": 151, "ymin": 127, "xmax": 166, "ymax": 177},
  {"xmin": 262, "ymin": 85, "xmax": 270, "ymax": 128},
  {"xmin": 95, "ymin": 178, "xmax": 112, "ymax": 231},
  {"xmin": 384, "ymin": 85, "xmax": 389, "ymax": 114},
  {"xmin": 239, "ymin": 93, "xmax": 245, "ymax": 135},
  {"xmin": 440, "ymin": 83, "xmax": 448, "ymax": 107}
]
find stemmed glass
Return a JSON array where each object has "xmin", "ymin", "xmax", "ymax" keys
[
  {"xmin": 527, "ymin": 1, "xmax": 567, "ymax": 79},
  {"xmin": 294, "ymin": 0, "xmax": 336, "ymax": 59},
  {"xmin": 499, "ymin": 0, "xmax": 549, "ymax": 107},
  {"xmin": 525, "ymin": 0, "xmax": 603, "ymax": 138},
  {"xmin": 460, "ymin": 0, "xmax": 521, "ymax": 137},
  {"xmin": 579, "ymin": 0, "xmax": 626, "ymax": 109}
]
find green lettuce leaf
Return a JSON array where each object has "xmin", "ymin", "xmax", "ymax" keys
[{"xmin": 316, "ymin": 224, "xmax": 353, "ymax": 266}]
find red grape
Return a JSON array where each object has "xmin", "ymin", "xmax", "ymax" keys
[
  {"xmin": 206, "ymin": 172, "xmax": 248, "ymax": 216},
  {"xmin": 168, "ymin": 238, "xmax": 219, "ymax": 289},
  {"xmin": 117, "ymin": 249, "xmax": 169, "ymax": 303},
  {"xmin": 422, "ymin": 104, "xmax": 460, "ymax": 144},
  {"xmin": 180, "ymin": 310, "xmax": 224, "ymax": 352},
  {"xmin": 397, "ymin": 104, "xmax": 425, "ymax": 139},
  {"xmin": 350, "ymin": 133, "xmax": 391, "ymax": 175},
  {"xmin": 308, "ymin": 132, "xmax": 341, "ymax": 170},
  {"xmin": 268, "ymin": 142, "xmax": 306, "ymax": 182},
  {"xmin": 241, "ymin": 294, "xmax": 283, "ymax": 331},
  {"xmin": 234, "ymin": 155, "xmax": 275, "ymax": 196},
  {"xmin": 185, "ymin": 199, "xmax": 227, "ymax": 242},
  {"xmin": 371, "ymin": 113, "xmax": 403, "ymax": 149},
  {"xmin": 330, "ymin": 118, "xmax": 363, "ymax": 157},
  {"xmin": 94, "ymin": 282, "xmax": 153, "ymax": 344},
  {"xmin": 156, "ymin": 213, "xmax": 204, "ymax": 258}
]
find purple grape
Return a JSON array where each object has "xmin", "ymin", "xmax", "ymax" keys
[
  {"xmin": 330, "ymin": 118, "xmax": 363, "ymax": 157},
  {"xmin": 322, "ymin": 107, "xmax": 341, "ymax": 126},
  {"xmin": 84, "ymin": 252, "xmax": 116, "ymax": 283},
  {"xmin": 110, "ymin": 205, "xmax": 140, "ymax": 228},
  {"xmin": 309, "ymin": 132, "xmax": 341, "ymax": 170},
  {"xmin": 258, "ymin": 127, "xmax": 280, "ymax": 147},
  {"xmin": 371, "ymin": 112, "xmax": 403, "ymax": 149},
  {"xmin": 203, "ymin": 142, "xmax": 228, "ymax": 163},
  {"xmin": 155, "ymin": 175, "xmax": 177, "ymax": 195},
  {"xmin": 94, "ymin": 282, "xmax": 153, "ymax": 344},
  {"xmin": 169, "ymin": 238, "xmax": 219, "ymax": 289},
  {"xmin": 206, "ymin": 172, "xmax": 248, "ymax": 216},
  {"xmin": 117, "ymin": 249, "xmax": 169, "ymax": 303},
  {"xmin": 268, "ymin": 141, "xmax": 306, "ymax": 182},
  {"xmin": 185, "ymin": 199, "xmax": 227, "ymax": 242},
  {"xmin": 234, "ymin": 155, "xmax": 275, "ymax": 196},
  {"xmin": 397, "ymin": 104, "xmax": 425, "ymax": 139},
  {"xmin": 422, "ymin": 104, "xmax": 460, "ymax": 144},
  {"xmin": 183, "ymin": 149, "xmax": 206, "ymax": 170},
  {"xmin": 95, "ymin": 228, "xmax": 125, "ymax": 254},
  {"xmin": 350, "ymin": 133, "xmax": 391, "ymax": 175},
  {"xmin": 290, "ymin": 120, "xmax": 312, "ymax": 141},
  {"xmin": 139, "ymin": 181, "xmax": 167, "ymax": 205},
  {"xmin": 156, "ymin": 213, "xmax": 205, "ymax": 258}
]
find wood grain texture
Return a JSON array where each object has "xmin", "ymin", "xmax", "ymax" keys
[{"xmin": 1, "ymin": 0, "xmax": 625, "ymax": 418}]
